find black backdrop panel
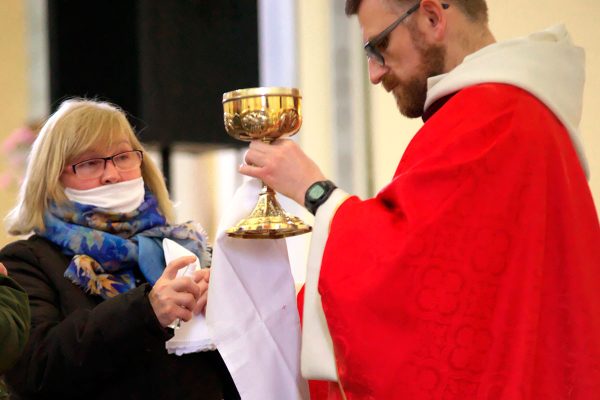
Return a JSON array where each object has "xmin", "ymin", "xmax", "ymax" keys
[
  {"xmin": 48, "ymin": 0, "xmax": 259, "ymax": 146},
  {"xmin": 139, "ymin": 1, "xmax": 259, "ymax": 146},
  {"xmin": 48, "ymin": 0, "xmax": 140, "ymax": 118}
]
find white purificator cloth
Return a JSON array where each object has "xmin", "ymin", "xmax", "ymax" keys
[
  {"xmin": 165, "ymin": 177, "xmax": 309, "ymax": 400},
  {"xmin": 164, "ymin": 238, "xmax": 216, "ymax": 355}
]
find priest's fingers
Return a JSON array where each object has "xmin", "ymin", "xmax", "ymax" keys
[
  {"xmin": 162, "ymin": 255, "xmax": 197, "ymax": 280},
  {"xmin": 242, "ymin": 149, "xmax": 260, "ymax": 167},
  {"xmin": 243, "ymin": 139, "xmax": 279, "ymax": 167},
  {"xmin": 240, "ymin": 138, "xmax": 326, "ymax": 204},
  {"xmin": 242, "ymin": 141, "xmax": 268, "ymax": 167},
  {"xmin": 238, "ymin": 163, "xmax": 263, "ymax": 180},
  {"xmin": 247, "ymin": 139, "xmax": 271, "ymax": 153}
]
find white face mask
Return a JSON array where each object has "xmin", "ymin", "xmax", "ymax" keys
[{"xmin": 64, "ymin": 177, "xmax": 145, "ymax": 213}]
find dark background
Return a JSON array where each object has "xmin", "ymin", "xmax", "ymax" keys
[{"xmin": 48, "ymin": 0, "xmax": 259, "ymax": 148}]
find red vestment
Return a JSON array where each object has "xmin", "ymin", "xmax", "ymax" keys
[{"xmin": 306, "ymin": 84, "xmax": 600, "ymax": 399}]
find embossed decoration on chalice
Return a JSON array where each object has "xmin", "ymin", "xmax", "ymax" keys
[{"xmin": 223, "ymin": 87, "xmax": 311, "ymax": 239}]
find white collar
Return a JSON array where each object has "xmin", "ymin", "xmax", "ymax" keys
[{"xmin": 425, "ymin": 25, "xmax": 588, "ymax": 177}]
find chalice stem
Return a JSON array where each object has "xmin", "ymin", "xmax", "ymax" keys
[{"xmin": 247, "ymin": 183, "xmax": 283, "ymax": 219}]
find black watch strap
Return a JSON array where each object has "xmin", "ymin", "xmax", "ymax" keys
[{"xmin": 304, "ymin": 180, "xmax": 337, "ymax": 215}]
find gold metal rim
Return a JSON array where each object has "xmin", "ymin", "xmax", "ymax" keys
[
  {"xmin": 226, "ymin": 226, "xmax": 312, "ymax": 239},
  {"xmin": 222, "ymin": 87, "xmax": 301, "ymax": 102}
]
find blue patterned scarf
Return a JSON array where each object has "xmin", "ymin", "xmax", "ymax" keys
[{"xmin": 39, "ymin": 191, "xmax": 211, "ymax": 299}]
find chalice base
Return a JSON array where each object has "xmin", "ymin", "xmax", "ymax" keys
[{"xmin": 226, "ymin": 187, "xmax": 312, "ymax": 239}]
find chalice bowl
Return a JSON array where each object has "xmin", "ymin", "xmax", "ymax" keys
[{"xmin": 223, "ymin": 87, "xmax": 312, "ymax": 239}]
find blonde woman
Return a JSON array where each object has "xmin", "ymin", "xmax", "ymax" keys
[{"xmin": 0, "ymin": 99, "xmax": 239, "ymax": 399}]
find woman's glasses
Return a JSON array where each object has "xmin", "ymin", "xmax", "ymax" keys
[{"xmin": 71, "ymin": 150, "xmax": 143, "ymax": 179}]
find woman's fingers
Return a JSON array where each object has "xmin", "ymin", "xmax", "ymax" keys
[
  {"xmin": 150, "ymin": 282, "xmax": 197, "ymax": 325},
  {"xmin": 193, "ymin": 278, "xmax": 209, "ymax": 314},
  {"xmin": 150, "ymin": 264, "xmax": 211, "ymax": 327},
  {"xmin": 163, "ymin": 255, "xmax": 197, "ymax": 280},
  {"xmin": 170, "ymin": 291, "xmax": 197, "ymax": 322},
  {"xmin": 170, "ymin": 276, "xmax": 201, "ymax": 299},
  {"xmin": 193, "ymin": 268, "xmax": 210, "ymax": 283}
]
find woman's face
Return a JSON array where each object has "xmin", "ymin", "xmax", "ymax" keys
[{"xmin": 59, "ymin": 135, "xmax": 142, "ymax": 190}]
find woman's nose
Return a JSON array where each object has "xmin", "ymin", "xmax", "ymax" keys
[{"xmin": 100, "ymin": 159, "xmax": 121, "ymax": 184}]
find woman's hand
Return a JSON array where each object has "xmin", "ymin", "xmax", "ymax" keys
[
  {"xmin": 149, "ymin": 255, "xmax": 210, "ymax": 328},
  {"xmin": 0, "ymin": 262, "xmax": 7, "ymax": 276},
  {"xmin": 191, "ymin": 268, "xmax": 210, "ymax": 313}
]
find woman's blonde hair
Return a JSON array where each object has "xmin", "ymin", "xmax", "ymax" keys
[{"xmin": 5, "ymin": 98, "xmax": 175, "ymax": 235}]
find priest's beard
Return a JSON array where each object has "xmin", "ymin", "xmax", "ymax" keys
[{"xmin": 383, "ymin": 28, "xmax": 446, "ymax": 118}]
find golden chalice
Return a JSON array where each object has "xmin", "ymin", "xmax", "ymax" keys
[{"xmin": 223, "ymin": 87, "xmax": 312, "ymax": 239}]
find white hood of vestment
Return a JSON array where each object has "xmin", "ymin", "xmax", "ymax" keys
[{"xmin": 426, "ymin": 25, "xmax": 588, "ymax": 177}]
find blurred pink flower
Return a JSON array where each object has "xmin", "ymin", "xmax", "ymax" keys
[
  {"xmin": 0, "ymin": 123, "xmax": 39, "ymax": 190},
  {"xmin": 2, "ymin": 126, "xmax": 37, "ymax": 153}
]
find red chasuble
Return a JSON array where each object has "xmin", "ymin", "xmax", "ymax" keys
[{"xmin": 309, "ymin": 84, "xmax": 600, "ymax": 399}]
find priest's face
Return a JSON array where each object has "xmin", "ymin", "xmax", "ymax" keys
[
  {"xmin": 359, "ymin": 0, "xmax": 446, "ymax": 118},
  {"xmin": 387, "ymin": 27, "xmax": 446, "ymax": 118}
]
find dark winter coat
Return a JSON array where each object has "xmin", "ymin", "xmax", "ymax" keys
[
  {"xmin": 0, "ymin": 235, "xmax": 239, "ymax": 400},
  {"xmin": 0, "ymin": 274, "xmax": 30, "ymax": 374}
]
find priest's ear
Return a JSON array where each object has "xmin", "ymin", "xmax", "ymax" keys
[{"xmin": 417, "ymin": 0, "xmax": 448, "ymax": 41}]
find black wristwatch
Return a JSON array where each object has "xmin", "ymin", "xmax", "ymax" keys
[{"xmin": 304, "ymin": 180, "xmax": 337, "ymax": 215}]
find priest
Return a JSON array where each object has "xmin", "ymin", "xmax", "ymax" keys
[{"xmin": 240, "ymin": 0, "xmax": 600, "ymax": 398}]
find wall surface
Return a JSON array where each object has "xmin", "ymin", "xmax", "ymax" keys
[{"xmin": 0, "ymin": 0, "xmax": 28, "ymax": 247}]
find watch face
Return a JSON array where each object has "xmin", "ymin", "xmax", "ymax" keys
[{"xmin": 308, "ymin": 184, "xmax": 326, "ymax": 200}]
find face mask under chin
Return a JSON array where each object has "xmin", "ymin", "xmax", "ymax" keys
[{"xmin": 63, "ymin": 177, "xmax": 146, "ymax": 213}]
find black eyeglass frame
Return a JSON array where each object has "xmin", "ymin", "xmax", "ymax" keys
[
  {"xmin": 71, "ymin": 150, "xmax": 144, "ymax": 175},
  {"xmin": 363, "ymin": 2, "xmax": 450, "ymax": 66}
]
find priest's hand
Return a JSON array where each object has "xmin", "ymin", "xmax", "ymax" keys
[
  {"xmin": 239, "ymin": 138, "xmax": 326, "ymax": 205},
  {"xmin": 149, "ymin": 255, "xmax": 208, "ymax": 328},
  {"xmin": 0, "ymin": 262, "xmax": 7, "ymax": 276}
]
